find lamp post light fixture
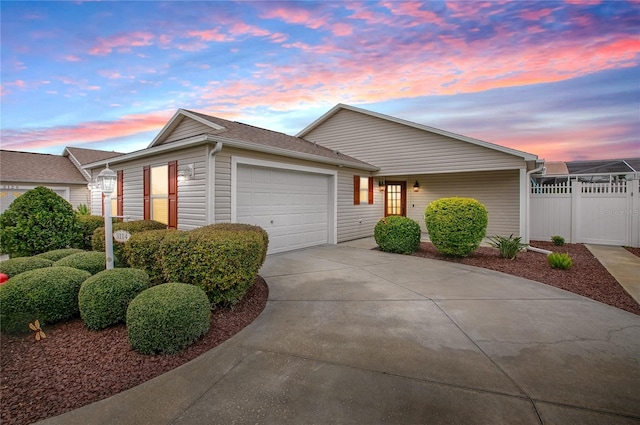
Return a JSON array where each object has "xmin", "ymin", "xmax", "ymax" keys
[{"xmin": 97, "ymin": 164, "xmax": 117, "ymax": 270}]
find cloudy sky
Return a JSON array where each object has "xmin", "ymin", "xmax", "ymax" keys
[{"xmin": 1, "ymin": 0, "xmax": 638, "ymax": 161}]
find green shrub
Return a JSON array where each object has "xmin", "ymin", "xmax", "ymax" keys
[
  {"xmin": 123, "ymin": 229, "xmax": 177, "ymax": 285},
  {"xmin": 551, "ymin": 235, "xmax": 565, "ymax": 246},
  {"xmin": 487, "ymin": 234, "xmax": 528, "ymax": 260},
  {"xmin": 160, "ymin": 228, "xmax": 264, "ymax": 305},
  {"xmin": 0, "ymin": 256, "xmax": 54, "ymax": 278},
  {"xmin": 54, "ymin": 251, "xmax": 106, "ymax": 275},
  {"xmin": 126, "ymin": 283, "xmax": 211, "ymax": 355},
  {"xmin": 425, "ymin": 197, "xmax": 488, "ymax": 257},
  {"xmin": 548, "ymin": 252, "xmax": 573, "ymax": 269},
  {"xmin": 36, "ymin": 248, "xmax": 85, "ymax": 262},
  {"xmin": 374, "ymin": 216, "xmax": 421, "ymax": 254},
  {"xmin": 79, "ymin": 268, "xmax": 151, "ymax": 330},
  {"xmin": 193, "ymin": 223, "xmax": 269, "ymax": 266},
  {"xmin": 92, "ymin": 220, "xmax": 167, "ymax": 265},
  {"xmin": 75, "ymin": 215, "xmax": 104, "ymax": 250},
  {"xmin": 0, "ymin": 266, "xmax": 91, "ymax": 334},
  {"xmin": 76, "ymin": 204, "xmax": 90, "ymax": 215},
  {"xmin": 0, "ymin": 186, "xmax": 79, "ymax": 257}
]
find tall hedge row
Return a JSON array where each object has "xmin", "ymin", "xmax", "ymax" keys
[{"xmin": 92, "ymin": 220, "xmax": 167, "ymax": 265}]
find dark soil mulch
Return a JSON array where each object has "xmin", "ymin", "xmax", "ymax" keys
[
  {"xmin": 625, "ymin": 246, "xmax": 640, "ymax": 258},
  {"xmin": 412, "ymin": 241, "xmax": 640, "ymax": 316},
  {"xmin": 0, "ymin": 277, "xmax": 268, "ymax": 425}
]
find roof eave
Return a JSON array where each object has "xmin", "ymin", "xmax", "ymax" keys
[
  {"xmin": 147, "ymin": 109, "xmax": 225, "ymax": 148},
  {"xmin": 298, "ymin": 104, "xmax": 538, "ymax": 162}
]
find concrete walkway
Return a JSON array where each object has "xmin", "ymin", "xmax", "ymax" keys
[
  {"xmin": 586, "ymin": 244, "xmax": 640, "ymax": 304},
  {"xmin": 37, "ymin": 241, "xmax": 640, "ymax": 425}
]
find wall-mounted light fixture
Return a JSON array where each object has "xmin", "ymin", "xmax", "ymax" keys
[
  {"xmin": 413, "ymin": 180, "xmax": 420, "ymax": 192},
  {"xmin": 177, "ymin": 164, "xmax": 195, "ymax": 182},
  {"xmin": 379, "ymin": 180, "xmax": 385, "ymax": 192}
]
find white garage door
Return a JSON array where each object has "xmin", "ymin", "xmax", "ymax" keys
[{"xmin": 237, "ymin": 165, "xmax": 330, "ymax": 254}]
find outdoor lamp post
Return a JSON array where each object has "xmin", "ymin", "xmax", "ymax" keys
[{"xmin": 97, "ymin": 164, "xmax": 117, "ymax": 269}]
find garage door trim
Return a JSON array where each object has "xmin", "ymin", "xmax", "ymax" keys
[{"xmin": 230, "ymin": 156, "xmax": 338, "ymax": 248}]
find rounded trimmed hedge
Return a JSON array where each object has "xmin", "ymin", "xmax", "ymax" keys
[
  {"xmin": 75, "ymin": 215, "xmax": 104, "ymax": 250},
  {"xmin": 160, "ymin": 228, "xmax": 264, "ymax": 305},
  {"xmin": 122, "ymin": 229, "xmax": 176, "ymax": 285},
  {"xmin": 0, "ymin": 266, "xmax": 91, "ymax": 334},
  {"xmin": 193, "ymin": 223, "xmax": 269, "ymax": 266},
  {"xmin": 126, "ymin": 283, "xmax": 211, "ymax": 355},
  {"xmin": 79, "ymin": 268, "xmax": 151, "ymax": 330},
  {"xmin": 425, "ymin": 197, "xmax": 488, "ymax": 257},
  {"xmin": 0, "ymin": 256, "xmax": 54, "ymax": 278},
  {"xmin": 92, "ymin": 220, "xmax": 167, "ymax": 265},
  {"xmin": 374, "ymin": 216, "xmax": 421, "ymax": 254},
  {"xmin": 36, "ymin": 248, "xmax": 85, "ymax": 262},
  {"xmin": 54, "ymin": 251, "xmax": 106, "ymax": 275}
]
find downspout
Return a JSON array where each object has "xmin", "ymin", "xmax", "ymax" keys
[
  {"xmin": 207, "ymin": 142, "xmax": 223, "ymax": 224},
  {"xmin": 525, "ymin": 161, "xmax": 545, "ymax": 248}
]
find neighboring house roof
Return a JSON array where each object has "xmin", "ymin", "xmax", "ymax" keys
[
  {"xmin": 544, "ymin": 161, "xmax": 570, "ymax": 175},
  {"xmin": 63, "ymin": 147, "xmax": 123, "ymax": 165},
  {"xmin": 565, "ymin": 158, "xmax": 640, "ymax": 175},
  {"xmin": 85, "ymin": 109, "xmax": 378, "ymax": 171},
  {"xmin": 0, "ymin": 150, "xmax": 88, "ymax": 184},
  {"xmin": 297, "ymin": 103, "xmax": 539, "ymax": 162}
]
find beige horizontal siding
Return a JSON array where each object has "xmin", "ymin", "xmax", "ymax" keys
[
  {"xmin": 305, "ymin": 109, "xmax": 524, "ymax": 175},
  {"xmin": 404, "ymin": 169, "xmax": 521, "ymax": 237},
  {"xmin": 336, "ymin": 170, "xmax": 383, "ymax": 242},
  {"xmin": 90, "ymin": 146, "xmax": 208, "ymax": 230},
  {"xmin": 159, "ymin": 118, "xmax": 212, "ymax": 145}
]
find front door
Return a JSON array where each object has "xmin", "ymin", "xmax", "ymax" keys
[{"xmin": 385, "ymin": 181, "xmax": 406, "ymax": 216}]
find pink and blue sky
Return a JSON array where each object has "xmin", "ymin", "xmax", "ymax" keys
[{"xmin": 1, "ymin": 0, "xmax": 638, "ymax": 161}]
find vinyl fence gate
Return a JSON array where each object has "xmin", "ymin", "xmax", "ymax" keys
[{"xmin": 530, "ymin": 179, "xmax": 640, "ymax": 247}]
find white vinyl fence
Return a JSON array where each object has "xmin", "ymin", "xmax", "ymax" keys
[{"xmin": 530, "ymin": 179, "xmax": 640, "ymax": 247}]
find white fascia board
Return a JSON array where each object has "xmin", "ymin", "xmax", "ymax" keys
[
  {"xmin": 298, "ymin": 104, "xmax": 538, "ymax": 162},
  {"xmin": 85, "ymin": 134, "xmax": 214, "ymax": 169},
  {"xmin": 146, "ymin": 109, "xmax": 225, "ymax": 149},
  {"xmin": 83, "ymin": 133, "xmax": 379, "ymax": 172}
]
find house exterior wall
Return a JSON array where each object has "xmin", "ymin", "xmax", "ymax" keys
[
  {"xmin": 157, "ymin": 118, "xmax": 212, "ymax": 145},
  {"xmin": 89, "ymin": 146, "xmax": 208, "ymax": 230},
  {"xmin": 303, "ymin": 109, "xmax": 525, "ymax": 176},
  {"xmin": 403, "ymin": 169, "xmax": 521, "ymax": 237},
  {"xmin": 0, "ymin": 182, "xmax": 89, "ymax": 214}
]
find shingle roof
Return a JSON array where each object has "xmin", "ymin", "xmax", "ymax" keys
[
  {"xmin": 64, "ymin": 147, "xmax": 123, "ymax": 165},
  {"xmin": 0, "ymin": 150, "xmax": 88, "ymax": 184},
  {"xmin": 180, "ymin": 110, "xmax": 375, "ymax": 169}
]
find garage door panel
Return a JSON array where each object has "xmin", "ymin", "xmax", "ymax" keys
[{"xmin": 237, "ymin": 165, "xmax": 331, "ymax": 254}]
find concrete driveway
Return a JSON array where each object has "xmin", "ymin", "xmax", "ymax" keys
[{"xmin": 39, "ymin": 241, "xmax": 640, "ymax": 425}]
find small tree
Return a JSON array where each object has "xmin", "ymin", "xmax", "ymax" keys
[{"xmin": 0, "ymin": 187, "xmax": 79, "ymax": 257}]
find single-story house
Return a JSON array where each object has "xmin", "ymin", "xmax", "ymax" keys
[
  {"xmin": 84, "ymin": 104, "xmax": 542, "ymax": 254},
  {"xmin": 0, "ymin": 148, "xmax": 122, "ymax": 214}
]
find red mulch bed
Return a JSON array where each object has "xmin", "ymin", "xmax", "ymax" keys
[
  {"xmin": 413, "ymin": 241, "xmax": 640, "ymax": 316},
  {"xmin": 626, "ymin": 246, "xmax": 640, "ymax": 258},
  {"xmin": 0, "ymin": 277, "xmax": 268, "ymax": 425}
]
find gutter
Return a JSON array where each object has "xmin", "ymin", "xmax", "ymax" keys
[
  {"xmin": 523, "ymin": 161, "xmax": 545, "ymax": 244},
  {"xmin": 82, "ymin": 133, "xmax": 379, "ymax": 172}
]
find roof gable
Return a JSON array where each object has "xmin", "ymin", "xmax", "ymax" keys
[
  {"xmin": 0, "ymin": 150, "xmax": 87, "ymax": 184},
  {"xmin": 148, "ymin": 109, "xmax": 225, "ymax": 148},
  {"xmin": 63, "ymin": 147, "xmax": 123, "ymax": 165},
  {"xmin": 297, "ymin": 103, "xmax": 538, "ymax": 161}
]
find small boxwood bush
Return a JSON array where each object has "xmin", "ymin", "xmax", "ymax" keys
[
  {"xmin": 0, "ymin": 186, "xmax": 78, "ymax": 257},
  {"xmin": 54, "ymin": 251, "xmax": 106, "ymax": 275},
  {"xmin": 0, "ymin": 266, "xmax": 91, "ymax": 334},
  {"xmin": 126, "ymin": 283, "xmax": 211, "ymax": 355},
  {"xmin": 193, "ymin": 223, "xmax": 269, "ymax": 266},
  {"xmin": 123, "ymin": 229, "xmax": 177, "ymax": 285},
  {"xmin": 36, "ymin": 248, "xmax": 85, "ymax": 262},
  {"xmin": 0, "ymin": 256, "xmax": 54, "ymax": 278},
  {"xmin": 374, "ymin": 216, "xmax": 421, "ymax": 254},
  {"xmin": 548, "ymin": 252, "xmax": 573, "ymax": 269},
  {"xmin": 551, "ymin": 235, "xmax": 565, "ymax": 246},
  {"xmin": 160, "ymin": 227, "xmax": 264, "ymax": 305},
  {"xmin": 75, "ymin": 215, "xmax": 104, "ymax": 250},
  {"xmin": 92, "ymin": 220, "xmax": 167, "ymax": 265},
  {"xmin": 79, "ymin": 268, "xmax": 151, "ymax": 330},
  {"xmin": 425, "ymin": 197, "xmax": 488, "ymax": 257}
]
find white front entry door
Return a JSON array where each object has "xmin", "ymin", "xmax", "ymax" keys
[{"xmin": 236, "ymin": 164, "xmax": 330, "ymax": 254}]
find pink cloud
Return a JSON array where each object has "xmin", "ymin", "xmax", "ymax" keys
[
  {"xmin": 520, "ymin": 8, "xmax": 554, "ymax": 21},
  {"xmin": 260, "ymin": 5, "xmax": 328, "ymax": 30},
  {"xmin": 0, "ymin": 111, "xmax": 173, "ymax": 151},
  {"xmin": 64, "ymin": 55, "xmax": 82, "ymax": 62},
  {"xmin": 187, "ymin": 28, "xmax": 231, "ymax": 42},
  {"xmin": 332, "ymin": 23, "xmax": 353, "ymax": 36},
  {"xmin": 89, "ymin": 31, "xmax": 154, "ymax": 55}
]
